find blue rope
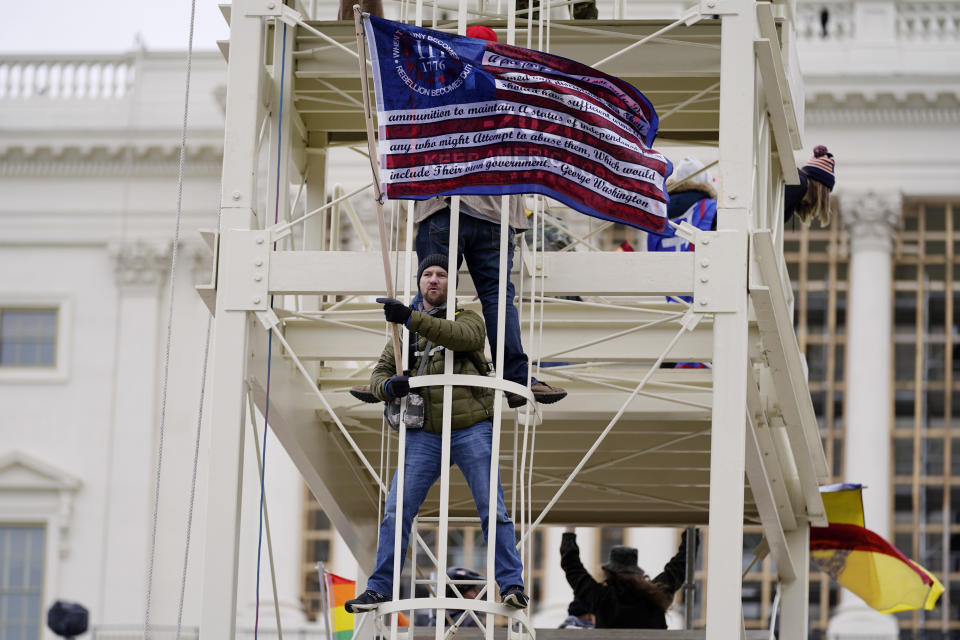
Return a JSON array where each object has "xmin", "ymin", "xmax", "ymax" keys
[{"xmin": 255, "ymin": 20, "xmax": 288, "ymax": 640}]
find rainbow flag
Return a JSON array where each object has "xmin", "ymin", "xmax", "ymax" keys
[
  {"xmin": 811, "ymin": 484, "xmax": 943, "ymax": 613},
  {"xmin": 325, "ymin": 571, "xmax": 356, "ymax": 640},
  {"xmin": 322, "ymin": 568, "xmax": 409, "ymax": 634}
]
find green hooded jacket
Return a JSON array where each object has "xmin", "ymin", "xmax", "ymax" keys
[{"xmin": 370, "ymin": 306, "xmax": 493, "ymax": 434}]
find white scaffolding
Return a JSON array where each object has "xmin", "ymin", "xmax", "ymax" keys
[{"xmin": 197, "ymin": 1, "xmax": 829, "ymax": 638}]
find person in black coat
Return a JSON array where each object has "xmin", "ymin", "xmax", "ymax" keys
[{"xmin": 560, "ymin": 528, "xmax": 695, "ymax": 629}]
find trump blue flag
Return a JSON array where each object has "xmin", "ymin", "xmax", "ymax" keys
[{"xmin": 362, "ymin": 15, "xmax": 672, "ymax": 232}]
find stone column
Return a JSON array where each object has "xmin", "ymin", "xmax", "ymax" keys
[
  {"xmin": 827, "ymin": 191, "xmax": 901, "ymax": 640},
  {"xmin": 535, "ymin": 526, "xmax": 569, "ymax": 626},
  {"xmin": 98, "ymin": 241, "xmax": 169, "ymax": 624}
]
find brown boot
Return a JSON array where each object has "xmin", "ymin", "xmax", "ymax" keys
[
  {"xmin": 531, "ymin": 379, "xmax": 567, "ymax": 404},
  {"xmin": 506, "ymin": 379, "xmax": 567, "ymax": 408}
]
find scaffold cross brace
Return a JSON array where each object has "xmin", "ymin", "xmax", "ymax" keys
[{"xmin": 255, "ymin": 308, "xmax": 281, "ymax": 331}]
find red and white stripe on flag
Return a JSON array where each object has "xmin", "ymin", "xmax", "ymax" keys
[{"xmin": 363, "ymin": 15, "xmax": 673, "ymax": 233}]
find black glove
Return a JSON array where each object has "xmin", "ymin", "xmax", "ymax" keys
[
  {"xmin": 385, "ymin": 374, "xmax": 410, "ymax": 398},
  {"xmin": 681, "ymin": 528, "xmax": 700, "ymax": 550},
  {"xmin": 376, "ymin": 297, "xmax": 412, "ymax": 325},
  {"xmin": 560, "ymin": 531, "xmax": 578, "ymax": 554}
]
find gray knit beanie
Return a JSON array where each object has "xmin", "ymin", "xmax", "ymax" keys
[{"xmin": 417, "ymin": 253, "xmax": 448, "ymax": 280}]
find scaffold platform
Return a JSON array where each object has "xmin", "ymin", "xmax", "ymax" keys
[{"xmin": 198, "ymin": 2, "xmax": 830, "ymax": 639}]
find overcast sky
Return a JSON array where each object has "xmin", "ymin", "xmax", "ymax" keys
[{"xmin": 1, "ymin": 0, "xmax": 230, "ymax": 53}]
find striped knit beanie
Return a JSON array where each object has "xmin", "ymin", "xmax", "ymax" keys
[{"xmin": 802, "ymin": 145, "xmax": 836, "ymax": 191}]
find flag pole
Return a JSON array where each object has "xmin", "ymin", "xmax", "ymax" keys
[
  {"xmin": 317, "ymin": 563, "xmax": 335, "ymax": 640},
  {"xmin": 354, "ymin": 5, "xmax": 403, "ymax": 374}
]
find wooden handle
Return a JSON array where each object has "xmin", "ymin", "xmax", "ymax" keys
[{"xmin": 354, "ymin": 7, "xmax": 403, "ymax": 374}]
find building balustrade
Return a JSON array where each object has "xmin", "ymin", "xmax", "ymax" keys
[
  {"xmin": 796, "ymin": 0, "xmax": 960, "ymax": 43},
  {"xmin": 0, "ymin": 53, "xmax": 137, "ymax": 100}
]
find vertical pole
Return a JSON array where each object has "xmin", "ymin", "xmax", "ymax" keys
[
  {"xmin": 319, "ymin": 563, "xmax": 334, "ymax": 640},
  {"xmin": 683, "ymin": 526, "xmax": 696, "ymax": 629},
  {"xmin": 434, "ymin": 193, "xmax": 460, "ymax": 640},
  {"xmin": 199, "ymin": 1, "xmax": 264, "ymax": 637},
  {"xmin": 410, "ymin": 516, "xmax": 420, "ymax": 636},
  {"xmin": 354, "ymin": 8, "xmax": 402, "ymax": 373},
  {"xmin": 267, "ymin": 21, "xmax": 294, "ymax": 234},
  {"xmin": 778, "ymin": 524, "xmax": 809, "ymax": 640},
  {"xmin": 706, "ymin": 0, "xmax": 753, "ymax": 638},
  {"xmin": 437, "ymin": 8, "xmax": 468, "ymax": 640},
  {"xmin": 485, "ymin": 195, "xmax": 510, "ymax": 639}
]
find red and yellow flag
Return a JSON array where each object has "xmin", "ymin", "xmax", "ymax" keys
[{"xmin": 811, "ymin": 484, "xmax": 943, "ymax": 614}]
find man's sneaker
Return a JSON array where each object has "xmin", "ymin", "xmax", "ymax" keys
[
  {"xmin": 349, "ymin": 385, "xmax": 379, "ymax": 403},
  {"xmin": 344, "ymin": 589, "xmax": 391, "ymax": 613},
  {"xmin": 506, "ymin": 379, "xmax": 568, "ymax": 408},
  {"xmin": 500, "ymin": 585, "xmax": 529, "ymax": 609}
]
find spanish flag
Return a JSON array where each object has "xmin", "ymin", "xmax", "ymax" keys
[{"xmin": 810, "ymin": 484, "xmax": 943, "ymax": 613}]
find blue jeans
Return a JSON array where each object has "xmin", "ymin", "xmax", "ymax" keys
[
  {"xmin": 416, "ymin": 209, "xmax": 529, "ymax": 385},
  {"xmin": 366, "ymin": 420, "xmax": 525, "ymax": 595}
]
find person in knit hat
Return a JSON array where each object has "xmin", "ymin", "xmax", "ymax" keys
[
  {"xmin": 646, "ymin": 146, "xmax": 836, "ymax": 244},
  {"xmin": 784, "ymin": 145, "xmax": 836, "ymax": 226},
  {"xmin": 344, "ymin": 254, "xmax": 529, "ymax": 614},
  {"xmin": 410, "ymin": 24, "xmax": 567, "ymax": 410},
  {"xmin": 350, "ymin": 254, "xmax": 450, "ymax": 403},
  {"xmin": 409, "ymin": 25, "xmax": 566, "ymax": 410}
]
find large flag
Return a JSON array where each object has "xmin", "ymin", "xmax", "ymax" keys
[
  {"xmin": 810, "ymin": 484, "xmax": 943, "ymax": 613},
  {"xmin": 362, "ymin": 15, "xmax": 673, "ymax": 232}
]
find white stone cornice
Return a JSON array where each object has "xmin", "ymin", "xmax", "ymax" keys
[
  {"xmin": 840, "ymin": 190, "xmax": 902, "ymax": 253},
  {"xmin": 806, "ymin": 105, "xmax": 960, "ymax": 125},
  {"xmin": 0, "ymin": 143, "xmax": 222, "ymax": 177},
  {"xmin": 806, "ymin": 90, "xmax": 960, "ymax": 125},
  {"xmin": 110, "ymin": 240, "xmax": 171, "ymax": 289}
]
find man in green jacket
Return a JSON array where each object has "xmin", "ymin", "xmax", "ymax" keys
[{"xmin": 345, "ymin": 254, "xmax": 528, "ymax": 613}]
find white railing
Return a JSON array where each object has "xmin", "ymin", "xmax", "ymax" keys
[
  {"xmin": 0, "ymin": 53, "xmax": 137, "ymax": 99},
  {"xmin": 896, "ymin": 2, "xmax": 960, "ymax": 40},
  {"xmin": 796, "ymin": 0, "xmax": 960, "ymax": 42},
  {"xmin": 796, "ymin": 0, "xmax": 855, "ymax": 41}
]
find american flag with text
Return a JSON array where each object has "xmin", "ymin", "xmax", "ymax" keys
[{"xmin": 362, "ymin": 15, "xmax": 673, "ymax": 232}]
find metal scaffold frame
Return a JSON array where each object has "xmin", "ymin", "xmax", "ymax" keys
[{"xmin": 198, "ymin": 0, "xmax": 829, "ymax": 638}]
